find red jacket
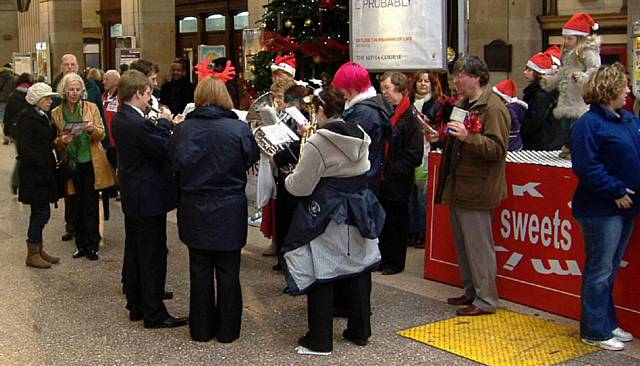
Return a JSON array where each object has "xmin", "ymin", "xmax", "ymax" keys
[{"xmin": 102, "ymin": 90, "xmax": 121, "ymax": 146}]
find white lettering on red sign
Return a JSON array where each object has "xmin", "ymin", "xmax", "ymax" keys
[
  {"xmin": 499, "ymin": 209, "xmax": 572, "ymax": 251},
  {"xmin": 512, "ymin": 182, "xmax": 543, "ymax": 198}
]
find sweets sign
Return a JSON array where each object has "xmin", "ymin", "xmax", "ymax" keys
[
  {"xmin": 350, "ymin": 0, "xmax": 446, "ymax": 70},
  {"xmin": 425, "ymin": 152, "xmax": 640, "ymax": 336}
]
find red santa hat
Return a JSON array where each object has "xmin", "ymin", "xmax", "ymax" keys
[
  {"xmin": 562, "ymin": 13, "xmax": 599, "ymax": 37},
  {"xmin": 544, "ymin": 45, "xmax": 562, "ymax": 67},
  {"xmin": 270, "ymin": 55, "xmax": 296, "ymax": 77},
  {"xmin": 527, "ymin": 53, "xmax": 555, "ymax": 75},
  {"xmin": 493, "ymin": 79, "xmax": 529, "ymax": 109},
  {"xmin": 493, "ymin": 79, "xmax": 517, "ymax": 101}
]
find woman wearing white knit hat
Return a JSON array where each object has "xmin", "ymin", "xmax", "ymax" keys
[{"xmin": 15, "ymin": 83, "xmax": 60, "ymax": 268}]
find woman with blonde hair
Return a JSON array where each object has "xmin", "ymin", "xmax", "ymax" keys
[
  {"xmin": 53, "ymin": 72, "xmax": 114, "ymax": 260},
  {"xmin": 542, "ymin": 13, "xmax": 601, "ymax": 158},
  {"xmin": 169, "ymin": 75, "xmax": 259, "ymax": 343},
  {"xmin": 571, "ymin": 63, "xmax": 640, "ymax": 351}
]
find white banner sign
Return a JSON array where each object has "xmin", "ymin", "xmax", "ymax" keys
[{"xmin": 350, "ymin": 0, "xmax": 446, "ymax": 71}]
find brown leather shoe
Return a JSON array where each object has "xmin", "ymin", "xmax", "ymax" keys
[
  {"xmin": 456, "ymin": 305, "xmax": 493, "ymax": 316},
  {"xmin": 446, "ymin": 295, "xmax": 473, "ymax": 306}
]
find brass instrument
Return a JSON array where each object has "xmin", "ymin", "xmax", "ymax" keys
[{"xmin": 299, "ymin": 93, "xmax": 318, "ymax": 158}]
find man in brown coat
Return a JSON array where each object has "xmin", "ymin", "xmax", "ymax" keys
[{"xmin": 433, "ymin": 56, "xmax": 510, "ymax": 316}]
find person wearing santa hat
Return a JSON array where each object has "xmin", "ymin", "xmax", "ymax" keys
[
  {"xmin": 542, "ymin": 12, "xmax": 601, "ymax": 159},
  {"xmin": 544, "ymin": 45, "xmax": 563, "ymax": 69},
  {"xmin": 521, "ymin": 52, "xmax": 564, "ymax": 150},
  {"xmin": 492, "ymin": 79, "xmax": 526, "ymax": 151},
  {"xmin": 246, "ymin": 55, "xmax": 297, "ymax": 127},
  {"xmin": 245, "ymin": 55, "xmax": 297, "ymax": 257}
]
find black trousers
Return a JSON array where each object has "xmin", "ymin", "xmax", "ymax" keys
[
  {"xmin": 72, "ymin": 162, "xmax": 100, "ymax": 252},
  {"xmin": 188, "ymin": 247, "xmax": 242, "ymax": 343},
  {"xmin": 63, "ymin": 195, "xmax": 78, "ymax": 233},
  {"xmin": 306, "ymin": 272, "xmax": 372, "ymax": 352},
  {"xmin": 378, "ymin": 198, "xmax": 410, "ymax": 272},
  {"xmin": 124, "ymin": 214, "xmax": 169, "ymax": 326},
  {"xmin": 275, "ymin": 177, "xmax": 297, "ymax": 266}
]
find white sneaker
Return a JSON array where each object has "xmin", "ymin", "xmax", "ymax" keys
[
  {"xmin": 295, "ymin": 345, "xmax": 331, "ymax": 356},
  {"xmin": 581, "ymin": 337, "xmax": 625, "ymax": 351},
  {"xmin": 613, "ymin": 327, "xmax": 634, "ymax": 342},
  {"xmin": 247, "ymin": 212, "xmax": 262, "ymax": 227}
]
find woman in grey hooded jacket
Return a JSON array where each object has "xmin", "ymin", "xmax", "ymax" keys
[{"xmin": 283, "ymin": 87, "xmax": 385, "ymax": 355}]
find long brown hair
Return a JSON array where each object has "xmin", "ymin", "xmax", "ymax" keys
[{"xmin": 413, "ymin": 70, "xmax": 444, "ymax": 101}]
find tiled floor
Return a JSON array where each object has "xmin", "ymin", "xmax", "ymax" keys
[{"xmin": 0, "ymin": 141, "xmax": 638, "ymax": 365}]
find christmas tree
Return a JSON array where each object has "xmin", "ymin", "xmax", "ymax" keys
[{"xmin": 250, "ymin": 0, "xmax": 349, "ymax": 94}]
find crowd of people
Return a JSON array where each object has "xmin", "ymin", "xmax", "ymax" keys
[{"xmin": 1, "ymin": 11, "xmax": 639, "ymax": 355}]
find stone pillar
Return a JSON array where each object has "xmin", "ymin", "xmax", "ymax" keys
[
  {"xmin": 121, "ymin": 0, "xmax": 175, "ymax": 81},
  {"xmin": 40, "ymin": 0, "xmax": 84, "ymax": 72},
  {"xmin": 248, "ymin": 0, "xmax": 268, "ymax": 29},
  {"xmin": 0, "ymin": 0, "xmax": 19, "ymax": 65},
  {"xmin": 630, "ymin": 0, "xmax": 640, "ymax": 98}
]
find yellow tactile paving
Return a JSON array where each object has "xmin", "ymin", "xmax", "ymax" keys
[{"xmin": 398, "ymin": 309, "xmax": 599, "ymax": 366}]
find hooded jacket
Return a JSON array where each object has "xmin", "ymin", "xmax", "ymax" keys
[
  {"xmin": 343, "ymin": 91, "xmax": 393, "ymax": 193},
  {"xmin": 283, "ymin": 118, "xmax": 385, "ymax": 294},
  {"xmin": 542, "ymin": 36, "xmax": 601, "ymax": 119}
]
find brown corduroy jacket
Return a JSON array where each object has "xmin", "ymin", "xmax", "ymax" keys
[{"xmin": 435, "ymin": 85, "xmax": 511, "ymax": 210}]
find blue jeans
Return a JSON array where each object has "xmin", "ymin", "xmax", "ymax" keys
[
  {"xmin": 408, "ymin": 182, "xmax": 427, "ymax": 237},
  {"xmin": 27, "ymin": 204, "xmax": 51, "ymax": 244},
  {"xmin": 577, "ymin": 215, "xmax": 635, "ymax": 341}
]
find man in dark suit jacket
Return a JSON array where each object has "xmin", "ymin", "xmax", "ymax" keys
[{"xmin": 111, "ymin": 70, "xmax": 187, "ymax": 329}]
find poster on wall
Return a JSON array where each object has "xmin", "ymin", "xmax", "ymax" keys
[
  {"xmin": 13, "ymin": 53, "xmax": 33, "ymax": 76},
  {"xmin": 634, "ymin": 37, "xmax": 640, "ymax": 98},
  {"xmin": 198, "ymin": 45, "xmax": 226, "ymax": 63},
  {"xmin": 115, "ymin": 48, "xmax": 141, "ymax": 67},
  {"xmin": 243, "ymin": 28, "xmax": 264, "ymax": 81},
  {"xmin": 350, "ymin": 0, "xmax": 447, "ymax": 71}
]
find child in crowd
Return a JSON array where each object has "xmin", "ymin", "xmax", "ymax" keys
[
  {"xmin": 521, "ymin": 52, "xmax": 564, "ymax": 150},
  {"xmin": 492, "ymin": 79, "xmax": 526, "ymax": 151},
  {"xmin": 542, "ymin": 12, "xmax": 601, "ymax": 159}
]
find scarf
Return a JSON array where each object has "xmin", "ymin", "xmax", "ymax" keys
[
  {"xmin": 413, "ymin": 93, "xmax": 431, "ymax": 113},
  {"xmin": 382, "ymin": 95, "xmax": 411, "ymax": 180}
]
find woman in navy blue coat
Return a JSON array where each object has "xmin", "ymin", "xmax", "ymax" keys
[
  {"xmin": 169, "ymin": 75, "xmax": 259, "ymax": 343},
  {"xmin": 571, "ymin": 63, "xmax": 640, "ymax": 351}
]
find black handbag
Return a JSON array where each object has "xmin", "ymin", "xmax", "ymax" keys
[
  {"xmin": 56, "ymin": 136, "xmax": 80, "ymax": 181},
  {"xmin": 56, "ymin": 157, "xmax": 78, "ymax": 181}
]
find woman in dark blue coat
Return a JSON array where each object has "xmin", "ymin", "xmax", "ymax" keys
[
  {"xmin": 570, "ymin": 63, "xmax": 640, "ymax": 351},
  {"xmin": 169, "ymin": 75, "xmax": 259, "ymax": 343}
]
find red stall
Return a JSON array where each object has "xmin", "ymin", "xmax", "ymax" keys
[{"xmin": 425, "ymin": 151, "xmax": 640, "ymax": 335}]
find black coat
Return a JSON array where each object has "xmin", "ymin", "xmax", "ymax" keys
[
  {"xmin": 160, "ymin": 77, "xmax": 195, "ymax": 115},
  {"xmin": 169, "ymin": 106, "xmax": 259, "ymax": 251},
  {"xmin": 16, "ymin": 107, "xmax": 59, "ymax": 205},
  {"xmin": 112, "ymin": 104, "xmax": 177, "ymax": 218},
  {"xmin": 420, "ymin": 98, "xmax": 440, "ymax": 125},
  {"xmin": 521, "ymin": 80, "xmax": 564, "ymax": 151},
  {"xmin": 3, "ymin": 87, "xmax": 28, "ymax": 138},
  {"xmin": 380, "ymin": 106, "xmax": 424, "ymax": 202}
]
